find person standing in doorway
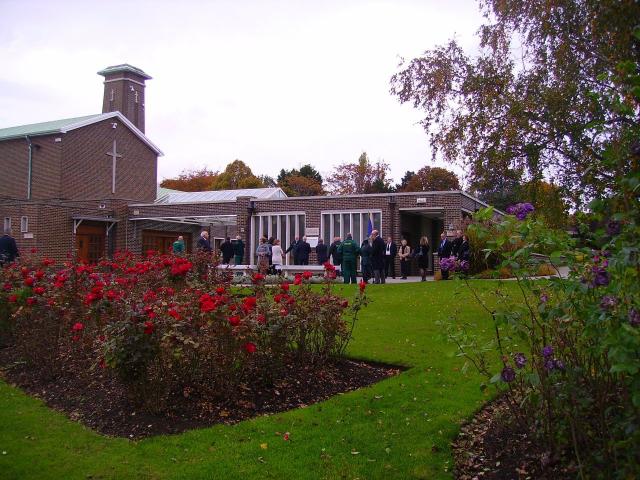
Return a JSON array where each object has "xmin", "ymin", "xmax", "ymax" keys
[
  {"xmin": 256, "ymin": 237, "xmax": 271, "ymax": 273},
  {"xmin": 196, "ymin": 230, "xmax": 212, "ymax": 253},
  {"xmin": 220, "ymin": 237, "xmax": 234, "ymax": 264},
  {"xmin": 384, "ymin": 236, "xmax": 397, "ymax": 279},
  {"xmin": 172, "ymin": 235, "xmax": 185, "ymax": 254},
  {"xmin": 315, "ymin": 238, "xmax": 328, "ymax": 264},
  {"xmin": 233, "ymin": 235, "xmax": 245, "ymax": 265},
  {"xmin": 0, "ymin": 228, "xmax": 19, "ymax": 266},
  {"xmin": 370, "ymin": 229, "xmax": 386, "ymax": 284},
  {"xmin": 338, "ymin": 233, "xmax": 360, "ymax": 284},
  {"xmin": 415, "ymin": 236, "xmax": 430, "ymax": 281},
  {"xmin": 398, "ymin": 239, "xmax": 411, "ymax": 279}
]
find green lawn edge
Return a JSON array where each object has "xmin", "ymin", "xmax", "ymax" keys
[{"xmin": 0, "ymin": 280, "xmax": 517, "ymax": 480}]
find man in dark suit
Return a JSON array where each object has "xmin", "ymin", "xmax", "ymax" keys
[
  {"xmin": 285, "ymin": 236, "xmax": 301, "ymax": 265},
  {"xmin": 451, "ymin": 230, "xmax": 463, "ymax": 258},
  {"xmin": 384, "ymin": 236, "xmax": 397, "ymax": 279},
  {"xmin": 437, "ymin": 231, "xmax": 453, "ymax": 280},
  {"xmin": 315, "ymin": 238, "xmax": 328, "ymax": 264},
  {"xmin": 196, "ymin": 230, "xmax": 212, "ymax": 253},
  {"xmin": 220, "ymin": 237, "xmax": 234, "ymax": 264},
  {"xmin": 298, "ymin": 236, "xmax": 311, "ymax": 265},
  {"xmin": 370, "ymin": 229, "xmax": 386, "ymax": 284},
  {"xmin": 0, "ymin": 228, "xmax": 19, "ymax": 266}
]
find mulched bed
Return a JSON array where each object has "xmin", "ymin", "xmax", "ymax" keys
[
  {"xmin": 0, "ymin": 347, "xmax": 401, "ymax": 439},
  {"xmin": 452, "ymin": 395, "xmax": 576, "ymax": 479}
]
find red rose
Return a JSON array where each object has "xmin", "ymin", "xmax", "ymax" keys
[
  {"xmin": 242, "ymin": 296, "xmax": 257, "ymax": 312},
  {"xmin": 323, "ymin": 262, "xmax": 336, "ymax": 272},
  {"xmin": 2, "ymin": 283, "xmax": 11, "ymax": 291},
  {"xmin": 228, "ymin": 315, "xmax": 241, "ymax": 326},
  {"xmin": 359, "ymin": 280, "xmax": 366, "ymax": 293},
  {"xmin": 33, "ymin": 286, "xmax": 45, "ymax": 295},
  {"xmin": 26, "ymin": 297, "xmax": 36, "ymax": 306},
  {"xmin": 280, "ymin": 282, "xmax": 290, "ymax": 292},
  {"xmin": 341, "ymin": 300, "xmax": 349, "ymax": 308},
  {"xmin": 302, "ymin": 271, "xmax": 313, "ymax": 280},
  {"xmin": 30, "ymin": 248, "xmax": 37, "ymax": 254},
  {"xmin": 244, "ymin": 342, "xmax": 257, "ymax": 353},
  {"xmin": 72, "ymin": 322, "xmax": 84, "ymax": 332},
  {"xmin": 280, "ymin": 308, "xmax": 288, "ymax": 316},
  {"xmin": 200, "ymin": 299, "xmax": 216, "ymax": 312},
  {"xmin": 216, "ymin": 287, "xmax": 225, "ymax": 294},
  {"xmin": 168, "ymin": 308, "xmax": 181, "ymax": 320},
  {"xmin": 294, "ymin": 275, "xmax": 302, "ymax": 286},
  {"xmin": 8, "ymin": 294, "xmax": 18, "ymax": 303},
  {"xmin": 252, "ymin": 273, "xmax": 265, "ymax": 284},
  {"xmin": 24, "ymin": 277, "xmax": 34, "ymax": 287},
  {"xmin": 257, "ymin": 314, "xmax": 266, "ymax": 324},
  {"xmin": 143, "ymin": 321, "xmax": 155, "ymax": 335},
  {"xmin": 35, "ymin": 270, "xmax": 45, "ymax": 280}
]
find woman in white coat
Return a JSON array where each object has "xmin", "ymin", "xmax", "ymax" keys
[{"xmin": 271, "ymin": 239, "xmax": 284, "ymax": 274}]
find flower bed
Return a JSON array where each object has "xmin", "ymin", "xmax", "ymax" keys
[{"xmin": 0, "ymin": 252, "xmax": 369, "ymax": 418}]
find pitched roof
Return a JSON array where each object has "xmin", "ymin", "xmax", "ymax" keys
[
  {"xmin": 153, "ymin": 187, "xmax": 288, "ymax": 204},
  {"xmin": 0, "ymin": 112, "xmax": 163, "ymax": 155}
]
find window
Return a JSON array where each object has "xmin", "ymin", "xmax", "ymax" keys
[
  {"xmin": 251, "ymin": 212, "xmax": 306, "ymax": 264},
  {"xmin": 3, "ymin": 217, "xmax": 10, "ymax": 232},
  {"xmin": 321, "ymin": 210, "xmax": 383, "ymax": 245},
  {"xmin": 20, "ymin": 216, "xmax": 29, "ymax": 233}
]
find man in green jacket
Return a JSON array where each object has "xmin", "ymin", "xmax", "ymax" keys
[
  {"xmin": 233, "ymin": 235, "xmax": 245, "ymax": 265},
  {"xmin": 338, "ymin": 233, "xmax": 360, "ymax": 284}
]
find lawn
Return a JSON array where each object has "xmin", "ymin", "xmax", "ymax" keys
[{"xmin": 0, "ymin": 280, "xmax": 518, "ymax": 480}]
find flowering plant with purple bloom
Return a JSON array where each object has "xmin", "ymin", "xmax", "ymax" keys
[
  {"xmin": 514, "ymin": 352, "xmax": 527, "ymax": 369},
  {"xmin": 600, "ymin": 295, "xmax": 617, "ymax": 310},
  {"xmin": 506, "ymin": 202, "xmax": 535, "ymax": 220},
  {"xmin": 500, "ymin": 365, "xmax": 516, "ymax": 382},
  {"xmin": 439, "ymin": 257, "xmax": 456, "ymax": 272},
  {"xmin": 542, "ymin": 345, "xmax": 553, "ymax": 358},
  {"xmin": 629, "ymin": 308, "xmax": 640, "ymax": 327}
]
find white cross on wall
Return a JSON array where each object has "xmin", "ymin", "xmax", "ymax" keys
[{"xmin": 105, "ymin": 140, "xmax": 123, "ymax": 194}]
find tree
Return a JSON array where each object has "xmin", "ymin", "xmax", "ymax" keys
[
  {"xmin": 396, "ymin": 170, "xmax": 415, "ymax": 191},
  {"xmin": 390, "ymin": 0, "xmax": 640, "ymax": 209},
  {"xmin": 160, "ymin": 167, "xmax": 219, "ymax": 192},
  {"xmin": 258, "ymin": 175, "xmax": 277, "ymax": 188},
  {"xmin": 211, "ymin": 160, "xmax": 264, "ymax": 190},
  {"xmin": 401, "ymin": 166, "xmax": 460, "ymax": 192},
  {"xmin": 326, "ymin": 152, "xmax": 393, "ymax": 195},
  {"xmin": 277, "ymin": 164, "xmax": 324, "ymax": 196}
]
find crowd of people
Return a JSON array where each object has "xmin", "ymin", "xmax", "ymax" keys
[{"xmin": 174, "ymin": 228, "xmax": 471, "ymax": 284}]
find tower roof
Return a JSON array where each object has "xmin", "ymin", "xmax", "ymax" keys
[{"xmin": 97, "ymin": 64, "xmax": 152, "ymax": 80}]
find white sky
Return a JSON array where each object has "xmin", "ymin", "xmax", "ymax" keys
[{"xmin": 0, "ymin": 0, "xmax": 484, "ymax": 187}]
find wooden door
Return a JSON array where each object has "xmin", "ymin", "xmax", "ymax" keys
[
  {"xmin": 142, "ymin": 230, "xmax": 192, "ymax": 255},
  {"xmin": 76, "ymin": 224, "xmax": 106, "ymax": 264}
]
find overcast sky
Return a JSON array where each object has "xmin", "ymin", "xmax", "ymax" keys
[{"xmin": 0, "ymin": 0, "xmax": 484, "ymax": 187}]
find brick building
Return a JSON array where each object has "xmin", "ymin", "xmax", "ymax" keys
[{"xmin": 1, "ymin": 64, "xmax": 497, "ymax": 274}]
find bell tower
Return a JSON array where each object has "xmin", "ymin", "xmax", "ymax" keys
[{"xmin": 98, "ymin": 64, "xmax": 152, "ymax": 133}]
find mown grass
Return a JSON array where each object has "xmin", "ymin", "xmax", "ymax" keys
[{"xmin": 0, "ymin": 280, "xmax": 522, "ymax": 479}]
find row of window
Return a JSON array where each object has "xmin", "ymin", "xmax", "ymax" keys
[
  {"xmin": 250, "ymin": 210, "xmax": 382, "ymax": 264},
  {"xmin": 3, "ymin": 217, "xmax": 29, "ymax": 233}
]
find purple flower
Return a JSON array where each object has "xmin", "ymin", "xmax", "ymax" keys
[
  {"xmin": 600, "ymin": 295, "xmax": 617, "ymax": 310},
  {"xmin": 607, "ymin": 220, "xmax": 621, "ymax": 237},
  {"xmin": 458, "ymin": 260, "xmax": 470, "ymax": 272},
  {"xmin": 439, "ymin": 257, "xmax": 456, "ymax": 272},
  {"xmin": 629, "ymin": 309, "xmax": 640, "ymax": 327},
  {"xmin": 553, "ymin": 359, "xmax": 565, "ymax": 371},
  {"xmin": 501, "ymin": 366, "xmax": 516, "ymax": 382},
  {"xmin": 542, "ymin": 345, "xmax": 554, "ymax": 358},
  {"xmin": 514, "ymin": 352, "xmax": 527, "ymax": 369},
  {"xmin": 591, "ymin": 266, "xmax": 609, "ymax": 287},
  {"xmin": 507, "ymin": 202, "xmax": 535, "ymax": 220},
  {"xmin": 544, "ymin": 358, "xmax": 556, "ymax": 371},
  {"xmin": 540, "ymin": 293, "xmax": 549, "ymax": 304}
]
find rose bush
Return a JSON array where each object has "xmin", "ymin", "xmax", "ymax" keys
[{"xmin": 0, "ymin": 251, "xmax": 367, "ymax": 413}]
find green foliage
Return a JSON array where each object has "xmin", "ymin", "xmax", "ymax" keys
[
  {"xmin": 399, "ymin": 165, "xmax": 460, "ymax": 192},
  {"xmin": 390, "ymin": 0, "xmax": 640, "ymax": 209},
  {"xmin": 212, "ymin": 159, "xmax": 264, "ymax": 190},
  {"xmin": 326, "ymin": 152, "xmax": 393, "ymax": 194}
]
